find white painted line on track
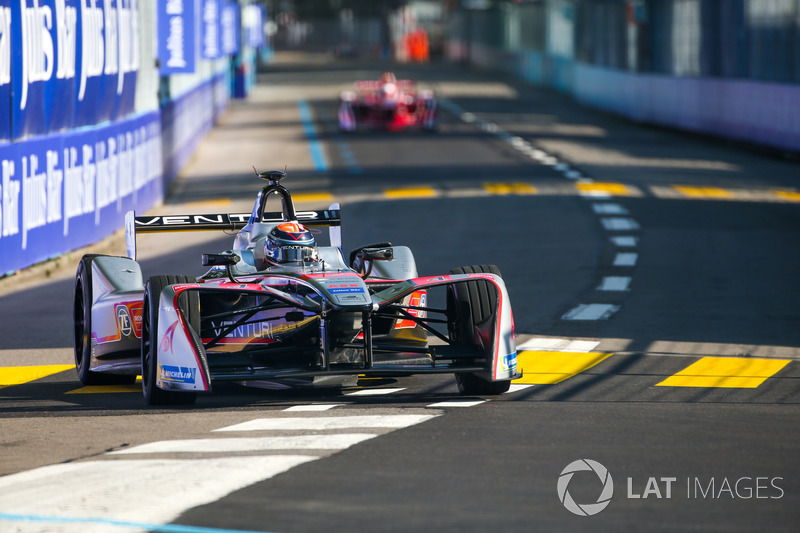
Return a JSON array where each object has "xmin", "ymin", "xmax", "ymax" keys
[
  {"xmin": 580, "ymin": 190, "xmax": 612, "ymax": 198},
  {"xmin": 344, "ymin": 388, "xmax": 406, "ymax": 396},
  {"xmin": 505, "ymin": 384, "xmax": 535, "ymax": 394},
  {"xmin": 427, "ymin": 399, "xmax": 487, "ymax": 408},
  {"xmin": 517, "ymin": 338, "xmax": 601, "ymax": 352},
  {"xmin": 562, "ymin": 304, "xmax": 620, "ymax": 321},
  {"xmin": 283, "ymin": 404, "xmax": 348, "ymax": 412},
  {"xmin": 613, "ymin": 252, "xmax": 638, "ymax": 267},
  {"xmin": 592, "ymin": 203, "xmax": 628, "ymax": 215},
  {"xmin": 214, "ymin": 415, "xmax": 437, "ymax": 432},
  {"xmin": 601, "ymin": 217, "xmax": 640, "ymax": 230},
  {"xmin": 0, "ymin": 456, "xmax": 316, "ymax": 533},
  {"xmin": 610, "ymin": 235, "xmax": 638, "ymax": 247},
  {"xmin": 598, "ymin": 276, "xmax": 632, "ymax": 291},
  {"xmin": 109, "ymin": 434, "xmax": 378, "ymax": 454}
]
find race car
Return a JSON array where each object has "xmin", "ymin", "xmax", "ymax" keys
[
  {"xmin": 73, "ymin": 170, "xmax": 517, "ymax": 405},
  {"xmin": 338, "ymin": 71, "xmax": 438, "ymax": 132}
]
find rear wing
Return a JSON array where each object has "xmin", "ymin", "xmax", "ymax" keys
[{"xmin": 125, "ymin": 206, "xmax": 341, "ymax": 260}]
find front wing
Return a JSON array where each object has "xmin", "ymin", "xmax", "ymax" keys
[{"xmin": 151, "ymin": 273, "xmax": 517, "ymax": 393}]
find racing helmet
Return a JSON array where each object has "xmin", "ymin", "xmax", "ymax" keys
[{"xmin": 264, "ymin": 222, "xmax": 318, "ymax": 265}]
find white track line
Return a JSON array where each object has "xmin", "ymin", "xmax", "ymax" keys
[
  {"xmin": 427, "ymin": 400, "xmax": 487, "ymax": 408},
  {"xmin": 0, "ymin": 456, "xmax": 316, "ymax": 533},
  {"xmin": 592, "ymin": 203, "xmax": 628, "ymax": 215},
  {"xmin": 598, "ymin": 276, "xmax": 632, "ymax": 291},
  {"xmin": 215, "ymin": 414, "xmax": 437, "ymax": 432},
  {"xmin": 283, "ymin": 404, "xmax": 347, "ymax": 412},
  {"xmin": 109, "ymin": 434, "xmax": 378, "ymax": 454},
  {"xmin": 344, "ymin": 388, "xmax": 405, "ymax": 396},
  {"xmin": 610, "ymin": 235, "xmax": 638, "ymax": 247},
  {"xmin": 562, "ymin": 304, "xmax": 620, "ymax": 321},
  {"xmin": 506, "ymin": 384, "xmax": 534, "ymax": 394},
  {"xmin": 517, "ymin": 338, "xmax": 601, "ymax": 352},
  {"xmin": 613, "ymin": 252, "xmax": 638, "ymax": 267},
  {"xmin": 601, "ymin": 217, "xmax": 640, "ymax": 231}
]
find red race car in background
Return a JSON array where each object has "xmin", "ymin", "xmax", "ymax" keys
[{"xmin": 338, "ymin": 72, "xmax": 438, "ymax": 132}]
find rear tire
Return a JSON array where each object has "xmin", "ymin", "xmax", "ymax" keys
[
  {"xmin": 448, "ymin": 265, "xmax": 511, "ymax": 395},
  {"xmin": 141, "ymin": 275, "xmax": 198, "ymax": 405},
  {"xmin": 73, "ymin": 255, "xmax": 136, "ymax": 385}
]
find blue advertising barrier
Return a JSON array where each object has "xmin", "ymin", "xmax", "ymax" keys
[
  {"xmin": 0, "ymin": 112, "xmax": 163, "ymax": 275},
  {"xmin": 161, "ymin": 73, "xmax": 228, "ymax": 187},
  {"xmin": 158, "ymin": 0, "xmax": 196, "ymax": 74},
  {"xmin": 0, "ymin": 2, "xmax": 10, "ymax": 143},
  {"xmin": 221, "ymin": 1, "xmax": 240, "ymax": 56},
  {"xmin": 201, "ymin": 0, "xmax": 221, "ymax": 60},
  {"xmin": 10, "ymin": 0, "xmax": 139, "ymax": 140}
]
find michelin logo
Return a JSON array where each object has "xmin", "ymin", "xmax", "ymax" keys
[
  {"xmin": 500, "ymin": 353, "xmax": 517, "ymax": 373},
  {"xmin": 159, "ymin": 365, "xmax": 197, "ymax": 384}
]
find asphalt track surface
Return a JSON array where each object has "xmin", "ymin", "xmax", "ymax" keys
[{"xmin": 2, "ymin": 52, "xmax": 800, "ymax": 532}]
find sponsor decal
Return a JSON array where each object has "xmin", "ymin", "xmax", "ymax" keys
[
  {"xmin": 159, "ymin": 364, "xmax": 196, "ymax": 384},
  {"xmin": 159, "ymin": 320, "xmax": 179, "ymax": 353},
  {"xmin": 338, "ymin": 294, "xmax": 366, "ymax": 302},
  {"xmin": 219, "ymin": 1, "xmax": 238, "ymax": 55},
  {"xmin": 208, "ymin": 317, "xmax": 274, "ymax": 344},
  {"xmin": 117, "ymin": 304, "xmax": 132, "ymax": 336},
  {"xmin": 171, "ymin": 283, "xmax": 200, "ymax": 291},
  {"xmin": 395, "ymin": 290, "xmax": 426, "ymax": 329},
  {"xmin": 500, "ymin": 352, "xmax": 517, "ymax": 373},
  {"xmin": 129, "ymin": 301, "xmax": 142, "ymax": 337},
  {"xmin": 328, "ymin": 284, "xmax": 365, "ymax": 294},
  {"xmin": 94, "ymin": 301, "xmax": 142, "ymax": 343},
  {"xmin": 157, "ymin": 0, "xmax": 196, "ymax": 74}
]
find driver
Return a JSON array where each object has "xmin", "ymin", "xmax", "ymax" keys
[
  {"xmin": 264, "ymin": 222, "xmax": 318, "ymax": 266},
  {"xmin": 379, "ymin": 71, "xmax": 399, "ymax": 103}
]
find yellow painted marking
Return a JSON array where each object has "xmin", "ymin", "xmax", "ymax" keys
[
  {"xmin": 67, "ymin": 377, "xmax": 142, "ymax": 394},
  {"xmin": 483, "ymin": 182, "xmax": 537, "ymax": 195},
  {"xmin": 292, "ymin": 192, "xmax": 335, "ymax": 203},
  {"xmin": 0, "ymin": 365, "xmax": 74, "ymax": 388},
  {"xmin": 384, "ymin": 186, "xmax": 437, "ymax": 199},
  {"xmin": 514, "ymin": 351, "xmax": 612, "ymax": 384},
  {"xmin": 672, "ymin": 186, "xmax": 733, "ymax": 199},
  {"xmin": 772, "ymin": 190, "xmax": 800, "ymax": 202},
  {"xmin": 657, "ymin": 357, "xmax": 790, "ymax": 388},
  {"xmin": 575, "ymin": 182, "xmax": 631, "ymax": 196}
]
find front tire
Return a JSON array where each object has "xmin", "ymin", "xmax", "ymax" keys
[
  {"xmin": 141, "ymin": 275, "xmax": 197, "ymax": 405},
  {"xmin": 448, "ymin": 265, "xmax": 511, "ymax": 395},
  {"xmin": 73, "ymin": 255, "xmax": 136, "ymax": 385}
]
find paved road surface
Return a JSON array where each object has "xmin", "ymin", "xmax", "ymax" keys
[{"xmin": 1, "ymin": 52, "xmax": 799, "ymax": 532}]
